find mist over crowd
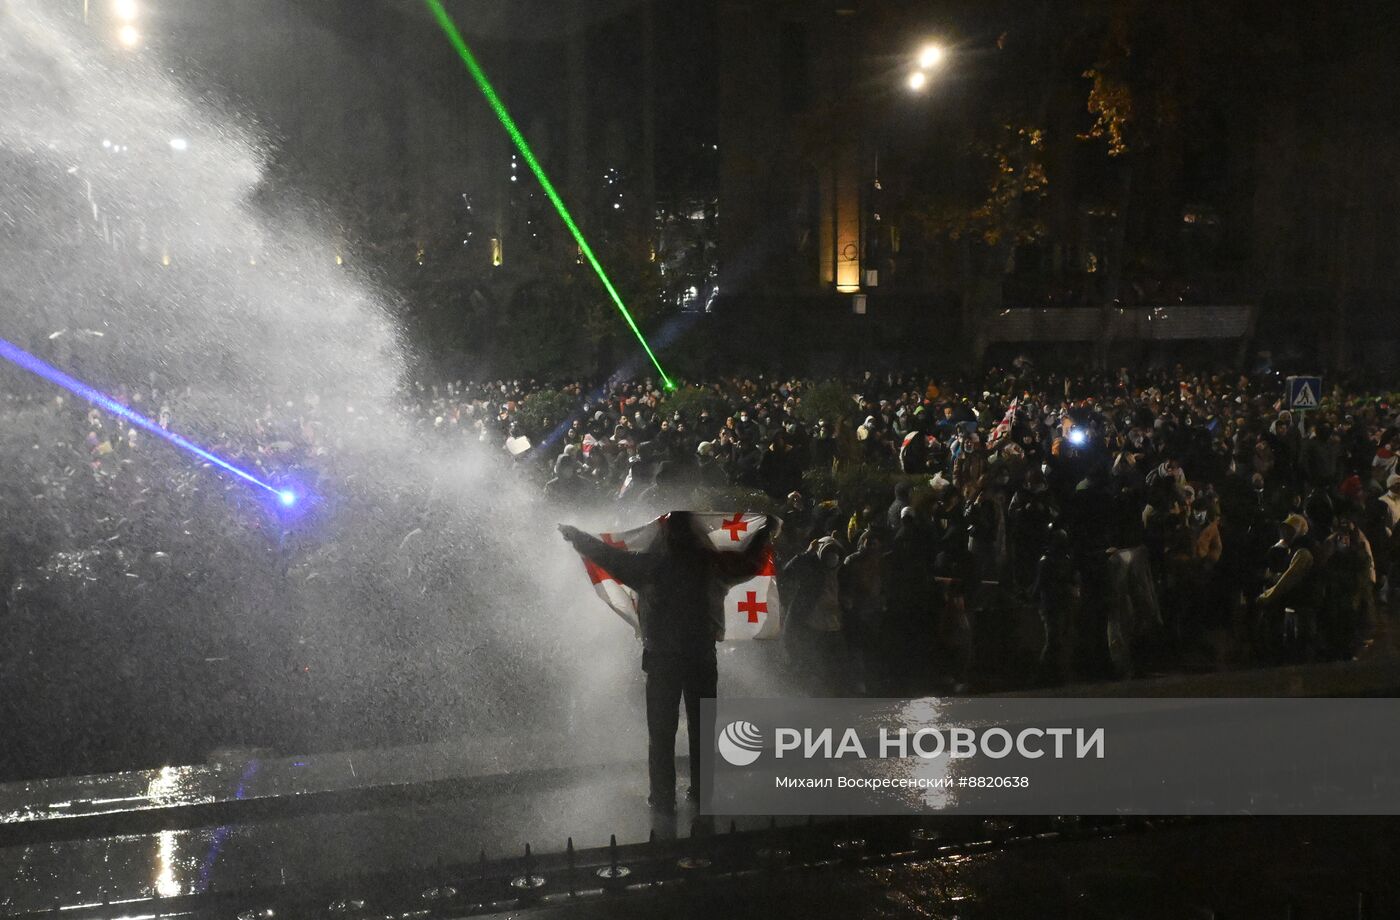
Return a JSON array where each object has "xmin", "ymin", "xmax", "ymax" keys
[{"xmin": 3, "ymin": 355, "xmax": 1398, "ymax": 782}]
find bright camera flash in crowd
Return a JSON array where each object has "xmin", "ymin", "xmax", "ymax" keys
[
  {"xmin": 116, "ymin": 24, "xmax": 141, "ymax": 48},
  {"xmin": 907, "ymin": 70, "xmax": 928, "ymax": 91},
  {"xmin": 278, "ymin": 490, "xmax": 297, "ymax": 507},
  {"xmin": 918, "ymin": 44, "xmax": 944, "ymax": 69},
  {"xmin": 1068, "ymin": 428, "xmax": 1088, "ymax": 446}
]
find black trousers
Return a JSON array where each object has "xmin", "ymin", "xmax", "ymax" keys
[{"xmin": 642, "ymin": 648, "xmax": 717, "ymax": 805}]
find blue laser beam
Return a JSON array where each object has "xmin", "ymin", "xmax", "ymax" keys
[{"xmin": 0, "ymin": 337, "xmax": 295, "ymax": 505}]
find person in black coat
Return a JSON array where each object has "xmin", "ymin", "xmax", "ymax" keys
[
  {"xmin": 559, "ymin": 513, "xmax": 772, "ymax": 813},
  {"xmin": 780, "ymin": 537, "xmax": 847, "ymax": 694},
  {"xmin": 1031, "ymin": 527, "xmax": 1078, "ymax": 683}
]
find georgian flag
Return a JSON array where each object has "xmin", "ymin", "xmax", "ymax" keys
[
  {"xmin": 574, "ymin": 512, "xmax": 781, "ymax": 640},
  {"xmin": 987, "ymin": 398, "xmax": 1020, "ymax": 446}
]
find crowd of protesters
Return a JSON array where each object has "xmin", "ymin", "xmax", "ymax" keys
[
  {"xmin": 474, "ymin": 362, "xmax": 1400, "ymax": 691},
  {"xmin": 3, "ymin": 360, "xmax": 1400, "ymax": 719}
]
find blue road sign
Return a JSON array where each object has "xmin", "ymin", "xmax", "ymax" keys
[{"xmin": 1285, "ymin": 375, "xmax": 1322, "ymax": 410}]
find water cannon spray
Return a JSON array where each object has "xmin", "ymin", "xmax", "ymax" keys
[{"xmin": 0, "ymin": 337, "xmax": 304, "ymax": 508}]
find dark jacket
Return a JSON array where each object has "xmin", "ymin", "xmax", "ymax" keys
[
  {"xmin": 571, "ymin": 515, "xmax": 771, "ymax": 655},
  {"xmin": 1031, "ymin": 547, "xmax": 1077, "ymax": 609},
  {"xmin": 781, "ymin": 548, "xmax": 838, "ymax": 630}
]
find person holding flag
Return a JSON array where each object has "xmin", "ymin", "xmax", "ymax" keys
[{"xmin": 559, "ymin": 511, "xmax": 776, "ymax": 814}]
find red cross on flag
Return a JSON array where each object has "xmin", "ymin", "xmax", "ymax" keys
[{"xmin": 570, "ymin": 512, "xmax": 782, "ymax": 640}]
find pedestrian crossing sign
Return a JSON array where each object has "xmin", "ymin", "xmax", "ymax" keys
[{"xmin": 1286, "ymin": 375, "xmax": 1322, "ymax": 410}]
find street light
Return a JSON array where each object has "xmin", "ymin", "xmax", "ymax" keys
[
  {"xmin": 906, "ymin": 42, "xmax": 946, "ymax": 92},
  {"xmin": 112, "ymin": 0, "xmax": 137, "ymax": 22},
  {"xmin": 116, "ymin": 23, "xmax": 140, "ymax": 48}
]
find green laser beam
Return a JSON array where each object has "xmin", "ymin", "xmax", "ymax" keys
[{"xmin": 422, "ymin": 0, "xmax": 674, "ymax": 390}]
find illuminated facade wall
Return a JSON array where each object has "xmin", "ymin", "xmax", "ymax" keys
[
  {"xmin": 819, "ymin": 145, "xmax": 862, "ymax": 292},
  {"xmin": 719, "ymin": 0, "xmax": 865, "ymax": 297}
]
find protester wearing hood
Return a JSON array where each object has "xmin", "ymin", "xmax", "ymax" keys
[
  {"xmin": 1320, "ymin": 515, "xmax": 1376, "ymax": 661},
  {"xmin": 886, "ymin": 481, "xmax": 914, "ymax": 531},
  {"xmin": 1031, "ymin": 527, "xmax": 1078, "ymax": 683},
  {"xmin": 559, "ymin": 514, "xmax": 773, "ymax": 814},
  {"xmin": 840, "ymin": 527, "xmax": 888, "ymax": 694},
  {"xmin": 780, "ymin": 536, "xmax": 848, "ymax": 694},
  {"xmin": 884, "ymin": 505, "xmax": 945, "ymax": 694},
  {"xmin": 1300, "ymin": 423, "xmax": 1342, "ymax": 488},
  {"xmin": 1265, "ymin": 411, "xmax": 1302, "ymax": 487},
  {"xmin": 543, "ymin": 443, "xmax": 586, "ymax": 499},
  {"xmin": 1144, "ymin": 457, "xmax": 1186, "ymax": 505},
  {"xmin": 1007, "ymin": 470, "xmax": 1057, "ymax": 588},
  {"xmin": 693, "ymin": 440, "xmax": 727, "ymax": 489}
]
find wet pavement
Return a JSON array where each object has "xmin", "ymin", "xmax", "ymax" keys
[
  {"xmin": 3, "ymin": 656, "xmax": 1400, "ymax": 914},
  {"xmin": 0, "ymin": 760, "xmax": 693, "ymax": 912},
  {"xmin": 0, "ymin": 732, "xmax": 609, "ymax": 840},
  {"xmin": 0, "ymin": 742, "xmax": 786, "ymax": 911},
  {"xmin": 475, "ymin": 816, "xmax": 1400, "ymax": 919}
]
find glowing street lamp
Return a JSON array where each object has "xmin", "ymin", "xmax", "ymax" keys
[
  {"xmin": 907, "ymin": 42, "xmax": 947, "ymax": 93},
  {"xmin": 116, "ymin": 23, "xmax": 141, "ymax": 48},
  {"xmin": 112, "ymin": 0, "xmax": 138, "ymax": 21}
]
